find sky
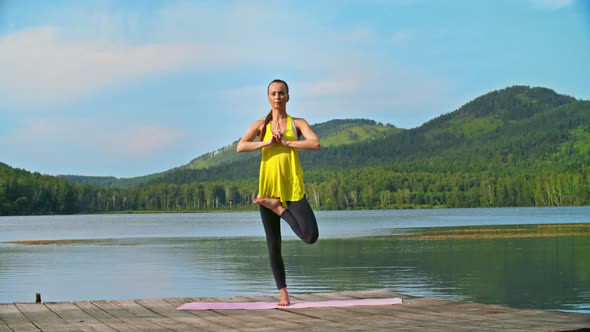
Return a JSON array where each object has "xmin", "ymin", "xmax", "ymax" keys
[{"xmin": 0, "ymin": 0, "xmax": 588, "ymax": 178}]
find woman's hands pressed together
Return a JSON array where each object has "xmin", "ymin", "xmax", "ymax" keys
[{"xmin": 271, "ymin": 120, "xmax": 289, "ymax": 146}]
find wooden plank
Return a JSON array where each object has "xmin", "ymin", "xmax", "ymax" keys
[
  {"xmin": 0, "ymin": 318, "xmax": 11, "ymax": 332},
  {"xmin": 439, "ymin": 302, "xmax": 590, "ymax": 330},
  {"xmin": 286, "ymin": 293, "xmax": 397, "ymax": 330},
  {"xmin": 186, "ymin": 295, "xmax": 271, "ymax": 329},
  {"xmin": 372, "ymin": 303, "xmax": 502, "ymax": 330},
  {"xmin": 74, "ymin": 301, "xmax": 136, "ymax": 331},
  {"xmin": 1, "ymin": 291, "xmax": 587, "ymax": 331},
  {"xmin": 484, "ymin": 306, "xmax": 590, "ymax": 331},
  {"xmin": 342, "ymin": 296, "xmax": 512, "ymax": 330},
  {"xmin": 137, "ymin": 298, "xmax": 229, "ymax": 331},
  {"xmin": 195, "ymin": 295, "xmax": 305, "ymax": 330},
  {"xmin": 43, "ymin": 302, "xmax": 117, "ymax": 332},
  {"xmin": 241, "ymin": 293, "xmax": 352, "ymax": 331},
  {"xmin": 397, "ymin": 299, "xmax": 590, "ymax": 331},
  {"xmin": 303, "ymin": 292, "xmax": 489, "ymax": 331},
  {"xmin": 90, "ymin": 300, "xmax": 172, "ymax": 332},
  {"xmin": 317, "ymin": 293, "xmax": 589, "ymax": 332},
  {"xmin": 179, "ymin": 294, "xmax": 352, "ymax": 331},
  {"xmin": 165, "ymin": 297, "xmax": 250, "ymax": 331},
  {"xmin": 189, "ymin": 294, "xmax": 328, "ymax": 331},
  {"xmin": 14, "ymin": 303, "xmax": 81, "ymax": 332},
  {"xmin": 73, "ymin": 301, "xmax": 148, "ymax": 332},
  {"xmin": 297, "ymin": 292, "xmax": 431, "ymax": 330},
  {"xmin": 114, "ymin": 299, "xmax": 204, "ymax": 332},
  {"xmin": 0, "ymin": 304, "xmax": 41, "ymax": 332},
  {"xmin": 239, "ymin": 294, "xmax": 322, "ymax": 329}
]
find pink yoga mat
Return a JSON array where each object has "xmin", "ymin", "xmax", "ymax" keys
[{"xmin": 176, "ymin": 297, "xmax": 403, "ymax": 310}]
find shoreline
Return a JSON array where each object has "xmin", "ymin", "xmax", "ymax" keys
[{"xmin": 2, "ymin": 204, "xmax": 589, "ymax": 218}]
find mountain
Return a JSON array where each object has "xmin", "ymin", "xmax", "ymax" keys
[
  {"xmin": 129, "ymin": 85, "xmax": 589, "ymax": 186},
  {"xmin": 66, "ymin": 84, "xmax": 588, "ymax": 187},
  {"xmin": 3, "ymin": 85, "xmax": 589, "ymax": 215},
  {"xmin": 65, "ymin": 85, "xmax": 589, "ymax": 187},
  {"xmin": 298, "ymin": 86, "xmax": 587, "ymax": 172}
]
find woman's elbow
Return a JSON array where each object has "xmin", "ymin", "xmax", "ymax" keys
[
  {"xmin": 313, "ymin": 140, "xmax": 321, "ymax": 150},
  {"xmin": 236, "ymin": 142, "xmax": 245, "ymax": 153}
]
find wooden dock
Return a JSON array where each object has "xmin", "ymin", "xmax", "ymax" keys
[{"xmin": 0, "ymin": 290, "xmax": 588, "ymax": 331}]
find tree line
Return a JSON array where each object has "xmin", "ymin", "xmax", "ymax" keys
[{"xmin": 1, "ymin": 162, "xmax": 587, "ymax": 215}]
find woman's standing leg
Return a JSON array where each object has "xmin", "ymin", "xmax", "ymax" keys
[
  {"xmin": 259, "ymin": 205, "xmax": 288, "ymax": 289},
  {"xmin": 256, "ymin": 196, "xmax": 318, "ymax": 306}
]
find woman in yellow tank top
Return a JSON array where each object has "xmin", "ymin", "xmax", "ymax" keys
[{"xmin": 237, "ymin": 79, "xmax": 320, "ymax": 306}]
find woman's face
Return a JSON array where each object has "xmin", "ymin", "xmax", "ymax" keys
[{"xmin": 267, "ymin": 82, "xmax": 289, "ymax": 110}]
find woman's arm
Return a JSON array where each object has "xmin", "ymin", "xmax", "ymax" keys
[
  {"xmin": 237, "ymin": 120, "xmax": 273, "ymax": 153},
  {"xmin": 282, "ymin": 118, "xmax": 320, "ymax": 150}
]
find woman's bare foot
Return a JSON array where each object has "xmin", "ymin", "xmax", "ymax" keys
[
  {"xmin": 278, "ymin": 288, "xmax": 290, "ymax": 306},
  {"xmin": 253, "ymin": 196, "xmax": 285, "ymax": 216}
]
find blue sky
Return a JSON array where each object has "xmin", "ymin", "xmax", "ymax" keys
[{"xmin": 0, "ymin": 0, "xmax": 588, "ymax": 177}]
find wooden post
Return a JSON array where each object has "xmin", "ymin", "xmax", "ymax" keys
[{"xmin": 35, "ymin": 293, "xmax": 41, "ymax": 303}]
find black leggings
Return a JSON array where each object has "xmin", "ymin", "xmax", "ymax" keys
[{"xmin": 259, "ymin": 196, "xmax": 319, "ymax": 290}]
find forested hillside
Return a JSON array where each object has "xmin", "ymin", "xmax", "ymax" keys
[
  {"xmin": 1, "ymin": 162, "xmax": 80, "ymax": 215},
  {"xmin": 2, "ymin": 86, "xmax": 589, "ymax": 215},
  {"xmin": 123, "ymin": 86, "xmax": 589, "ymax": 183}
]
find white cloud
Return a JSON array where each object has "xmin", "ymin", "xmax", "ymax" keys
[
  {"xmin": 0, "ymin": 26, "xmax": 226, "ymax": 109},
  {"xmin": 0, "ymin": 1, "xmax": 442, "ymax": 114},
  {"xmin": 530, "ymin": 0, "xmax": 574, "ymax": 10},
  {"xmin": 1, "ymin": 118, "xmax": 185, "ymax": 162},
  {"xmin": 0, "ymin": 2, "xmax": 335, "ymax": 110}
]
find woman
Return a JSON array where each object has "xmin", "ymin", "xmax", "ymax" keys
[{"xmin": 237, "ymin": 79, "xmax": 320, "ymax": 306}]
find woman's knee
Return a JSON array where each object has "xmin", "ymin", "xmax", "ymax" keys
[{"xmin": 303, "ymin": 231, "xmax": 318, "ymax": 244}]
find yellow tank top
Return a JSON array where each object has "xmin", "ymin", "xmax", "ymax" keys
[{"xmin": 258, "ymin": 115, "xmax": 305, "ymax": 207}]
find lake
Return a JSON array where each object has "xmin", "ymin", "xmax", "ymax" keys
[{"xmin": 0, "ymin": 206, "xmax": 589, "ymax": 314}]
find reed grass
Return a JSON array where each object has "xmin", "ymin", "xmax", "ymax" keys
[{"xmin": 398, "ymin": 223, "xmax": 590, "ymax": 240}]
